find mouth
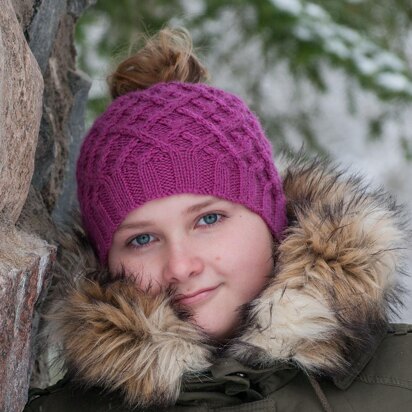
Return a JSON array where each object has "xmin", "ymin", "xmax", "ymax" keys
[{"xmin": 174, "ymin": 285, "xmax": 221, "ymax": 306}]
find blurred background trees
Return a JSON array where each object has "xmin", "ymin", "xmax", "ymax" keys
[
  {"xmin": 75, "ymin": 0, "xmax": 412, "ymax": 317},
  {"xmin": 76, "ymin": 0, "xmax": 412, "ymax": 152}
]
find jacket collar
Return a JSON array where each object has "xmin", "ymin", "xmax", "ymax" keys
[
  {"xmin": 178, "ymin": 357, "xmax": 298, "ymax": 406},
  {"xmin": 332, "ymin": 325, "xmax": 387, "ymax": 389},
  {"xmin": 49, "ymin": 155, "xmax": 407, "ymax": 408}
]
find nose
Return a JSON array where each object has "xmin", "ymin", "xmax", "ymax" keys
[{"xmin": 162, "ymin": 240, "xmax": 204, "ymax": 284}]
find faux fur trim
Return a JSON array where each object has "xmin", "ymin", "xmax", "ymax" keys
[
  {"xmin": 48, "ymin": 156, "xmax": 409, "ymax": 407},
  {"xmin": 228, "ymin": 157, "xmax": 408, "ymax": 375},
  {"xmin": 48, "ymin": 278, "xmax": 211, "ymax": 407}
]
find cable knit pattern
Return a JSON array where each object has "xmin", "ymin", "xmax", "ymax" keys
[{"xmin": 76, "ymin": 81, "xmax": 287, "ymax": 262}]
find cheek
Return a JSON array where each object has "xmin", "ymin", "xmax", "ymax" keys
[
  {"xmin": 235, "ymin": 252, "xmax": 272, "ymax": 301},
  {"xmin": 194, "ymin": 244, "xmax": 273, "ymax": 340},
  {"xmin": 225, "ymin": 232, "xmax": 274, "ymax": 298}
]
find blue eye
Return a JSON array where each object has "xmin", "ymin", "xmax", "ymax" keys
[
  {"xmin": 130, "ymin": 233, "xmax": 154, "ymax": 248},
  {"xmin": 198, "ymin": 213, "xmax": 220, "ymax": 226}
]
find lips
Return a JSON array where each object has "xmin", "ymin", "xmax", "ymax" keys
[{"xmin": 175, "ymin": 285, "xmax": 220, "ymax": 306}]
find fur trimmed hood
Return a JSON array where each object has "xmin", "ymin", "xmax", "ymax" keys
[{"xmin": 48, "ymin": 156, "xmax": 408, "ymax": 408}]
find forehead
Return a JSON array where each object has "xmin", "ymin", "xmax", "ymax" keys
[{"xmin": 121, "ymin": 194, "xmax": 236, "ymax": 224}]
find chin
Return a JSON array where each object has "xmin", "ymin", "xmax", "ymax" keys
[
  {"xmin": 195, "ymin": 318, "xmax": 237, "ymax": 342},
  {"xmin": 190, "ymin": 304, "xmax": 240, "ymax": 341}
]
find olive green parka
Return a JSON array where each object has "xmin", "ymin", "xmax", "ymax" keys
[{"xmin": 25, "ymin": 157, "xmax": 412, "ymax": 412}]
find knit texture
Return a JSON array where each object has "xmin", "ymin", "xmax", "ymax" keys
[{"xmin": 76, "ymin": 82, "xmax": 287, "ymax": 263}]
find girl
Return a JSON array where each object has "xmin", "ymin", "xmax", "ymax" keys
[{"xmin": 26, "ymin": 28, "xmax": 412, "ymax": 412}]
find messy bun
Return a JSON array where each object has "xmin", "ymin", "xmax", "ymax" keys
[{"xmin": 108, "ymin": 27, "xmax": 209, "ymax": 99}]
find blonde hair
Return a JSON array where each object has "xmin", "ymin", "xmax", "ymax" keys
[{"xmin": 108, "ymin": 27, "xmax": 209, "ymax": 99}]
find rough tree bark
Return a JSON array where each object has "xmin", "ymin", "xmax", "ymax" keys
[{"xmin": 0, "ymin": 1, "xmax": 94, "ymax": 411}]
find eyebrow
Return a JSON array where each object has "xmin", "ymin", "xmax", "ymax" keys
[
  {"xmin": 117, "ymin": 220, "xmax": 156, "ymax": 232},
  {"xmin": 116, "ymin": 198, "xmax": 221, "ymax": 232},
  {"xmin": 185, "ymin": 198, "xmax": 219, "ymax": 214}
]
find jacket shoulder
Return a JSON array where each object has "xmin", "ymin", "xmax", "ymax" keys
[
  {"xmin": 24, "ymin": 377, "xmax": 131, "ymax": 412},
  {"xmin": 356, "ymin": 324, "xmax": 412, "ymax": 390}
]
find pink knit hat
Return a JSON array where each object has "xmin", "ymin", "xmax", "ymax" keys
[{"xmin": 76, "ymin": 81, "xmax": 287, "ymax": 263}]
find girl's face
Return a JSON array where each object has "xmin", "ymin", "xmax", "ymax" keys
[{"xmin": 108, "ymin": 194, "xmax": 274, "ymax": 340}]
